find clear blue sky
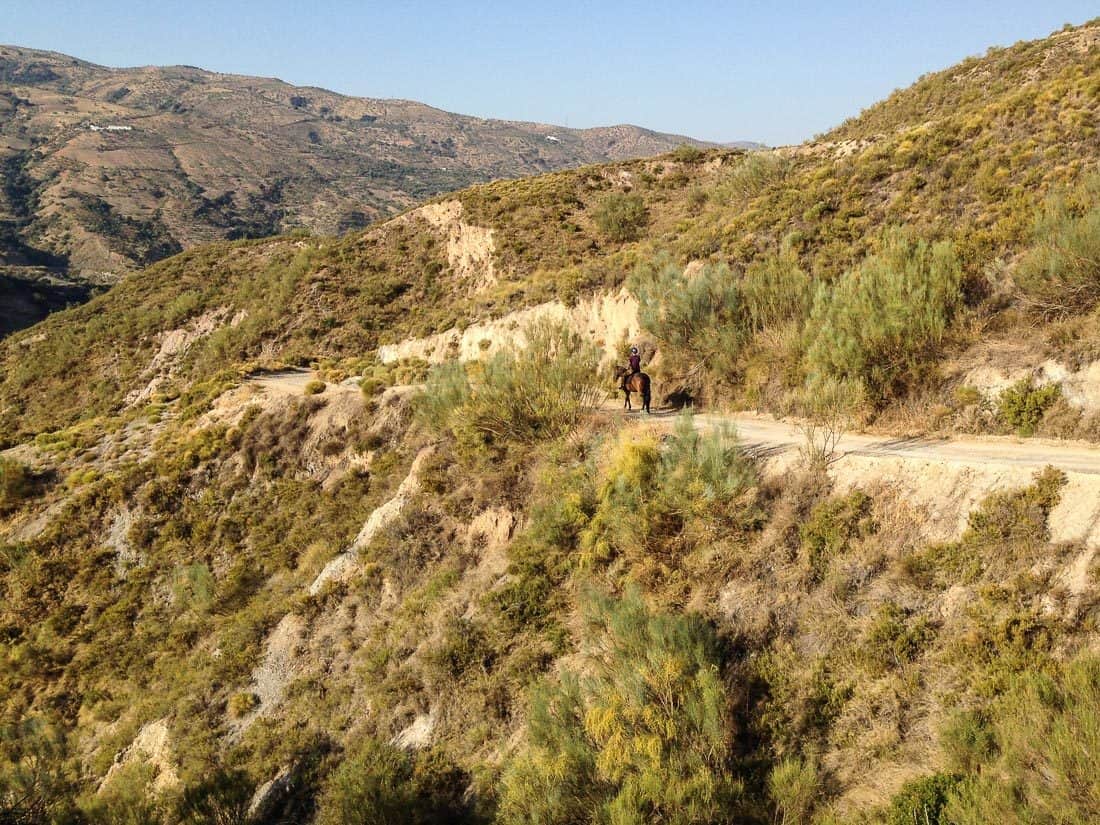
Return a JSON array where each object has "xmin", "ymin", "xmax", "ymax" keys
[{"xmin": 6, "ymin": 1, "xmax": 1098, "ymax": 145}]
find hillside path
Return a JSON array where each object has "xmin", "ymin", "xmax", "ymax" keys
[
  {"xmin": 639, "ymin": 410, "xmax": 1100, "ymax": 476},
  {"xmin": 246, "ymin": 369, "xmax": 1100, "ymax": 475}
]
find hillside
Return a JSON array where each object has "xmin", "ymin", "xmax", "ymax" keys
[
  {"xmin": 0, "ymin": 45, "xmax": 715, "ymax": 332},
  {"xmin": 2, "ymin": 19, "xmax": 1100, "ymax": 825}
]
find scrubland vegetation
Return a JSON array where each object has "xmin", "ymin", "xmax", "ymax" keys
[{"xmin": 1, "ymin": 17, "xmax": 1100, "ymax": 825}]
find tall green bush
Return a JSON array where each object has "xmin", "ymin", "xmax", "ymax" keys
[
  {"xmin": 497, "ymin": 588, "xmax": 740, "ymax": 824},
  {"xmin": 1015, "ymin": 176, "xmax": 1100, "ymax": 315},
  {"xmin": 628, "ymin": 255, "xmax": 745, "ymax": 379},
  {"xmin": 804, "ymin": 230, "xmax": 962, "ymax": 402},
  {"xmin": 945, "ymin": 656, "xmax": 1100, "ymax": 824},
  {"xmin": 741, "ymin": 243, "xmax": 813, "ymax": 332},
  {"xmin": 581, "ymin": 412, "xmax": 756, "ymax": 567},
  {"xmin": 416, "ymin": 320, "xmax": 603, "ymax": 450}
]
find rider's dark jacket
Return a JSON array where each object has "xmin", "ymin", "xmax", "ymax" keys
[{"xmin": 628, "ymin": 354, "xmax": 641, "ymax": 373}]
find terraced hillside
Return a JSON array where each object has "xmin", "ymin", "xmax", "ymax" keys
[{"xmin": 2, "ymin": 19, "xmax": 1100, "ymax": 825}]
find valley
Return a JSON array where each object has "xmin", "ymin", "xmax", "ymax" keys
[{"xmin": 2, "ymin": 17, "xmax": 1100, "ymax": 825}]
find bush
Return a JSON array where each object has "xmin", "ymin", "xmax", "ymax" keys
[
  {"xmin": 711, "ymin": 151, "xmax": 791, "ymax": 204},
  {"xmin": 885, "ymin": 773, "xmax": 960, "ymax": 825},
  {"xmin": 1016, "ymin": 176, "xmax": 1100, "ymax": 315},
  {"xmin": 804, "ymin": 230, "xmax": 962, "ymax": 402},
  {"xmin": 593, "ymin": 192, "xmax": 649, "ymax": 242},
  {"xmin": 741, "ymin": 242, "xmax": 813, "ymax": 332},
  {"xmin": 304, "ymin": 379, "xmax": 326, "ymax": 395},
  {"xmin": 228, "ymin": 692, "xmax": 259, "ymax": 718},
  {"xmin": 799, "ymin": 490, "xmax": 876, "ymax": 583},
  {"xmin": 416, "ymin": 320, "xmax": 603, "ymax": 450},
  {"xmin": 581, "ymin": 412, "xmax": 757, "ymax": 569},
  {"xmin": 861, "ymin": 602, "xmax": 936, "ymax": 674},
  {"xmin": 0, "ymin": 717, "xmax": 82, "ymax": 825},
  {"xmin": 628, "ymin": 254, "xmax": 746, "ymax": 381},
  {"xmin": 672, "ymin": 143, "xmax": 705, "ymax": 163},
  {"xmin": 315, "ymin": 738, "xmax": 470, "ymax": 825},
  {"xmin": 768, "ymin": 756, "xmax": 820, "ymax": 825},
  {"xmin": 497, "ymin": 588, "xmax": 741, "ymax": 824},
  {"xmin": 0, "ymin": 457, "xmax": 32, "ymax": 513},
  {"xmin": 997, "ymin": 379, "xmax": 1061, "ymax": 436},
  {"xmin": 945, "ymin": 656, "xmax": 1100, "ymax": 824}
]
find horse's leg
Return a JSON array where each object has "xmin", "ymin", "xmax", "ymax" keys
[{"xmin": 624, "ymin": 389, "xmax": 631, "ymax": 411}]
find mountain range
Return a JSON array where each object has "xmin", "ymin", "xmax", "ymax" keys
[{"xmin": 0, "ymin": 45, "xmax": 723, "ymax": 333}]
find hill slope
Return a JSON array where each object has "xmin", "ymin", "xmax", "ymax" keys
[
  {"xmin": 0, "ymin": 45, "xmax": 716, "ymax": 330},
  {"xmin": 2, "ymin": 19, "xmax": 1100, "ymax": 825}
]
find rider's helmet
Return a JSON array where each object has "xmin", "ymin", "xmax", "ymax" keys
[{"xmin": 630, "ymin": 346, "xmax": 639, "ymax": 355}]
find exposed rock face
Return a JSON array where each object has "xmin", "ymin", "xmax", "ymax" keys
[
  {"xmin": 101, "ymin": 719, "xmax": 181, "ymax": 795},
  {"xmin": 377, "ymin": 288, "xmax": 641, "ymax": 366}
]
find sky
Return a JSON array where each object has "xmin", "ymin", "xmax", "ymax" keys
[{"xmin": 5, "ymin": 1, "xmax": 1098, "ymax": 146}]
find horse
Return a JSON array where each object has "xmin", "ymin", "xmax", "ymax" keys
[{"xmin": 613, "ymin": 366, "xmax": 651, "ymax": 413}]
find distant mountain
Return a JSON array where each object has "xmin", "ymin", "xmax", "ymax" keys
[{"xmin": 0, "ymin": 45, "xmax": 723, "ymax": 329}]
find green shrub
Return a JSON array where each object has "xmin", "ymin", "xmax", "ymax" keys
[
  {"xmin": 945, "ymin": 656, "xmax": 1100, "ymax": 824},
  {"xmin": 671, "ymin": 144, "xmax": 705, "ymax": 163},
  {"xmin": 1016, "ymin": 176, "xmax": 1100, "ymax": 315},
  {"xmin": 768, "ymin": 756, "xmax": 820, "ymax": 825},
  {"xmin": 997, "ymin": 379, "xmax": 1061, "ymax": 436},
  {"xmin": 304, "ymin": 379, "xmax": 326, "ymax": 395},
  {"xmin": 497, "ymin": 588, "xmax": 741, "ymax": 824},
  {"xmin": 711, "ymin": 151, "xmax": 791, "ymax": 204},
  {"xmin": 862, "ymin": 602, "xmax": 936, "ymax": 674},
  {"xmin": 628, "ymin": 254, "xmax": 746, "ymax": 380},
  {"xmin": 416, "ymin": 320, "xmax": 603, "ymax": 450},
  {"xmin": 581, "ymin": 412, "xmax": 757, "ymax": 569},
  {"xmin": 0, "ymin": 457, "xmax": 32, "ymax": 513},
  {"xmin": 0, "ymin": 717, "xmax": 82, "ymax": 825},
  {"xmin": 593, "ymin": 192, "xmax": 649, "ymax": 242},
  {"xmin": 885, "ymin": 773, "xmax": 960, "ymax": 825},
  {"xmin": 804, "ymin": 230, "xmax": 962, "ymax": 402},
  {"xmin": 903, "ymin": 466, "xmax": 1065, "ymax": 588},
  {"xmin": 228, "ymin": 691, "xmax": 260, "ymax": 718},
  {"xmin": 741, "ymin": 242, "xmax": 813, "ymax": 332},
  {"xmin": 799, "ymin": 490, "xmax": 876, "ymax": 583},
  {"xmin": 315, "ymin": 738, "xmax": 470, "ymax": 825}
]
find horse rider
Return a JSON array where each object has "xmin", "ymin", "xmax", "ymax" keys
[{"xmin": 628, "ymin": 346, "xmax": 641, "ymax": 375}]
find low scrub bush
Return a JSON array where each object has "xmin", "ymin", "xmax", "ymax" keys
[
  {"xmin": 997, "ymin": 379, "xmax": 1061, "ymax": 436},
  {"xmin": 903, "ymin": 466, "xmax": 1065, "ymax": 588},
  {"xmin": 497, "ymin": 588, "xmax": 741, "ymax": 824},
  {"xmin": 768, "ymin": 756, "xmax": 820, "ymax": 825},
  {"xmin": 945, "ymin": 656, "xmax": 1100, "ymax": 823},
  {"xmin": 315, "ymin": 738, "xmax": 471, "ymax": 825},
  {"xmin": 799, "ymin": 490, "xmax": 876, "ymax": 583},
  {"xmin": 711, "ymin": 151, "xmax": 791, "ymax": 204},
  {"xmin": 593, "ymin": 192, "xmax": 648, "ymax": 242},
  {"xmin": 0, "ymin": 457, "xmax": 32, "ymax": 513},
  {"xmin": 885, "ymin": 772, "xmax": 960, "ymax": 825},
  {"xmin": 304, "ymin": 379, "xmax": 326, "ymax": 395},
  {"xmin": 804, "ymin": 230, "xmax": 962, "ymax": 402},
  {"xmin": 581, "ymin": 412, "xmax": 757, "ymax": 569}
]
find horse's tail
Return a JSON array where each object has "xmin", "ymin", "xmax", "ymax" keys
[{"xmin": 642, "ymin": 375, "xmax": 651, "ymax": 410}]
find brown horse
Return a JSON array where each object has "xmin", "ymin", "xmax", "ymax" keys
[{"xmin": 613, "ymin": 366, "xmax": 651, "ymax": 413}]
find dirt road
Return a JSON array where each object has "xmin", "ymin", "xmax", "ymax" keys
[{"xmin": 636, "ymin": 410, "xmax": 1100, "ymax": 476}]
